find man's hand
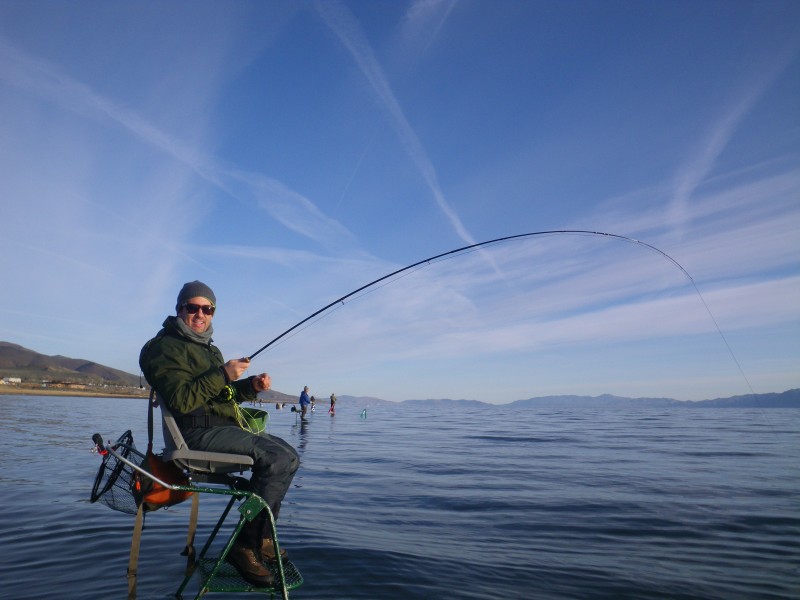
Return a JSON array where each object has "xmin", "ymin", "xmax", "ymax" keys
[
  {"xmin": 223, "ymin": 357, "xmax": 251, "ymax": 382},
  {"xmin": 252, "ymin": 373, "xmax": 271, "ymax": 392}
]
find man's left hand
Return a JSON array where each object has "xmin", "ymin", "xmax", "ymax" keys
[{"xmin": 252, "ymin": 373, "xmax": 271, "ymax": 392}]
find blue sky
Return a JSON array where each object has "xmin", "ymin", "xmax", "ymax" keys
[{"xmin": 1, "ymin": 1, "xmax": 798, "ymax": 403}]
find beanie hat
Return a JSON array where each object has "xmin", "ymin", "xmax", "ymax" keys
[{"xmin": 176, "ymin": 280, "xmax": 216, "ymax": 311}]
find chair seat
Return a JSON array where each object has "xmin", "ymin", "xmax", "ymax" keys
[
  {"xmin": 157, "ymin": 394, "xmax": 254, "ymax": 474},
  {"xmin": 163, "ymin": 447, "xmax": 253, "ymax": 474}
]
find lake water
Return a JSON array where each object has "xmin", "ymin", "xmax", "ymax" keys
[{"xmin": 0, "ymin": 395, "xmax": 798, "ymax": 599}]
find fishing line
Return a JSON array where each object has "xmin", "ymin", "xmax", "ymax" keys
[{"xmin": 248, "ymin": 229, "xmax": 756, "ymax": 398}]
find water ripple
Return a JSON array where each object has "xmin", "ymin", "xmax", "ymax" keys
[{"xmin": 0, "ymin": 396, "xmax": 797, "ymax": 599}]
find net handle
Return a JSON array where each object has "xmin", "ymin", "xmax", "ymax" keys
[
  {"xmin": 107, "ymin": 442, "xmax": 173, "ymax": 490},
  {"xmin": 147, "ymin": 388, "xmax": 156, "ymax": 455}
]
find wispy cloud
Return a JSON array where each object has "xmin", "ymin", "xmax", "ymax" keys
[
  {"xmin": 215, "ymin": 167, "xmax": 362, "ymax": 254},
  {"xmin": 667, "ymin": 40, "xmax": 800, "ymax": 241},
  {"xmin": 0, "ymin": 38, "xmax": 210, "ymax": 173},
  {"xmin": 397, "ymin": 0, "xmax": 458, "ymax": 67},
  {"xmin": 252, "ymin": 154, "xmax": 799, "ymax": 400},
  {"xmin": 314, "ymin": 0, "xmax": 475, "ymax": 245},
  {"xmin": 586, "ymin": 168, "xmax": 800, "ymax": 280},
  {"xmin": 0, "ymin": 36, "xmax": 358, "ymax": 257}
]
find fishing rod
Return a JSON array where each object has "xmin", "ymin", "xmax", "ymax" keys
[
  {"xmin": 243, "ymin": 228, "xmax": 770, "ymax": 433},
  {"xmin": 250, "ymin": 230, "xmax": 697, "ymax": 360}
]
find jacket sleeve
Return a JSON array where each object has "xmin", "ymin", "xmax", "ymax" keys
[
  {"xmin": 233, "ymin": 377, "xmax": 257, "ymax": 404},
  {"xmin": 139, "ymin": 335, "xmax": 228, "ymax": 416}
]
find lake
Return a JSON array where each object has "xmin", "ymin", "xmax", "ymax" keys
[{"xmin": 0, "ymin": 395, "xmax": 798, "ymax": 599}]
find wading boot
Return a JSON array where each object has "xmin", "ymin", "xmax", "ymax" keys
[
  {"xmin": 226, "ymin": 544, "xmax": 274, "ymax": 587},
  {"xmin": 261, "ymin": 536, "xmax": 288, "ymax": 562}
]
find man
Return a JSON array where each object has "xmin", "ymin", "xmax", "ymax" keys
[
  {"xmin": 139, "ymin": 281, "xmax": 299, "ymax": 587},
  {"xmin": 299, "ymin": 386, "xmax": 311, "ymax": 420},
  {"xmin": 329, "ymin": 392, "xmax": 336, "ymax": 415}
]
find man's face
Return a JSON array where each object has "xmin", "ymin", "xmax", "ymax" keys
[{"xmin": 178, "ymin": 296, "xmax": 215, "ymax": 334}]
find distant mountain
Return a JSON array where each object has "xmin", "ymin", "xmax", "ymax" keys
[
  {"xmin": 509, "ymin": 390, "xmax": 800, "ymax": 408},
  {"xmin": 692, "ymin": 389, "xmax": 800, "ymax": 408},
  {"xmin": 3, "ymin": 341, "xmax": 798, "ymax": 408},
  {"xmin": 336, "ymin": 395, "xmax": 394, "ymax": 409},
  {"xmin": 460, "ymin": 390, "xmax": 800, "ymax": 408},
  {"xmin": 0, "ymin": 341, "xmax": 300, "ymax": 400},
  {"xmin": 256, "ymin": 389, "xmax": 298, "ymax": 405},
  {"xmin": 404, "ymin": 398, "xmax": 492, "ymax": 408},
  {"xmin": 0, "ymin": 341, "xmax": 140, "ymax": 386},
  {"xmin": 329, "ymin": 390, "xmax": 800, "ymax": 409},
  {"xmin": 510, "ymin": 394, "xmax": 681, "ymax": 409}
]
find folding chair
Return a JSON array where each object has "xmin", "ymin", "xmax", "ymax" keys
[
  {"xmin": 153, "ymin": 394, "xmax": 303, "ymax": 600},
  {"xmin": 91, "ymin": 391, "xmax": 304, "ymax": 600}
]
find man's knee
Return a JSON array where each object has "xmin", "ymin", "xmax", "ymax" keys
[
  {"xmin": 275, "ymin": 445, "xmax": 300, "ymax": 476},
  {"xmin": 253, "ymin": 440, "xmax": 299, "ymax": 476}
]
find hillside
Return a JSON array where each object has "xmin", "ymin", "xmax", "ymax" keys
[
  {"xmin": 0, "ymin": 341, "xmax": 140, "ymax": 386},
  {"xmin": 256, "ymin": 389, "xmax": 299, "ymax": 405},
  {"xmin": 0, "ymin": 341, "xmax": 301, "ymax": 401}
]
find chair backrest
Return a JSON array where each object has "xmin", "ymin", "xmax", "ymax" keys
[{"xmin": 156, "ymin": 394, "xmax": 254, "ymax": 474}]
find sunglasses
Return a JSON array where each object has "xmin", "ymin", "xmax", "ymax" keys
[{"xmin": 182, "ymin": 303, "xmax": 216, "ymax": 316}]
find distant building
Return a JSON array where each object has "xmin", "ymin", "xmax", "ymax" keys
[{"xmin": 1, "ymin": 377, "xmax": 22, "ymax": 385}]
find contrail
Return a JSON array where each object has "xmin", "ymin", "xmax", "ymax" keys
[
  {"xmin": 668, "ymin": 40, "xmax": 799, "ymax": 241},
  {"xmin": 315, "ymin": 0, "xmax": 476, "ymax": 246},
  {"xmin": 0, "ymin": 36, "xmax": 359, "ymax": 254}
]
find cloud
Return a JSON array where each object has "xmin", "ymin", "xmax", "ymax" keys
[
  {"xmin": 314, "ymin": 0, "xmax": 475, "ymax": 245},
  {"xmin": 0, "ymin": 35, "xmax": 358, "ymax": 257},
  {"xmin": 249, "ymin": 159, "xmax": 799, "ymax": 398},
  {"xmin": 396, "ymin": 0, "xmax": 458, "ymax": 68},
  {"xmin": 667, "ymin": 40, "xmax": 800, "ymax": 241},
  {"xmin": 215, "ymin": 167, "xmax": 362, "ymax": 254},
  {"xmin": 0, "ymin": 37, "xmax": 210, "ymax": 171}
]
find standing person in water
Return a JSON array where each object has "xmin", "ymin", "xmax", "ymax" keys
[
  {"xmin": 329, "ymin": 393, "xmax": 337, "ymax": 415},
  {"xmin": 139, "ymin": 280, "xmax": 299, "ymax": 587},
  {"xmin": 299, "ymin": 386, "xmax": 311, "ymax": 420}
]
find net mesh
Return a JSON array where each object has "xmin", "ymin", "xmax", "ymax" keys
[{"xmin": 90, "ymin": 430, "xmax": 145, "ymax": 515}]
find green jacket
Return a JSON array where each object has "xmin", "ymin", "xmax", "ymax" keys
[{"xmin": 139, "ymin": 316, "xmax": 256, "ymax": 419}]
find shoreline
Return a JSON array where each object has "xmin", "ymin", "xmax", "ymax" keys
[{"xmin": 0, "ymin": 386, "xmax": 149, "ymax": 399}]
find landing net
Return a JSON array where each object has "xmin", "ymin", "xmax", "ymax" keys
[{"xmin": 90, "ymin": 430, "xmax": 145, "ymax": 515}]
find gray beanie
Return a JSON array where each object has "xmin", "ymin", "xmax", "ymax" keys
[{"xmin": 176, "ymin": 280, "xmax": 216, "ymax": 310}]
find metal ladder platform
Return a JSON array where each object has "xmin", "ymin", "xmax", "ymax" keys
[
  {"xmin": 194, "ymin": 557, "xmax": 304, "ymax": 595},
  {"xmin": 173, "ymin": 484, "xmax": 303, "ymax": 600}
]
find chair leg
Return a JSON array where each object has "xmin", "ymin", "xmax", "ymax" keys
[
  {"xmin": 175, "ymin": 495, "xmax": 240, "ymax": 599},
  {"xmin": 191, "ymin": 514, "xmax": 250, "ymax": 600},
  {"xmin": 174, "ymin": 488, "xmax": 298, "ymax": 600},
  {"xmin": 264, "ymin": 516, "xmax": 291, "ymax": 600},
  {"xmin": 181, "ymin": 494, "xmax": 201, "ymax": 576}
]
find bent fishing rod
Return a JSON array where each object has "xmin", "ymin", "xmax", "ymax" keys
[{"xmin": 248, "ymin": 229, "xmax": 703, "ymax": 361}]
